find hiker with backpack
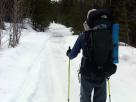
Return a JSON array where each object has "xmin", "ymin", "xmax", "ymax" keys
[{"xmin": 66, "ymin": 9, "xmax": 117, "ymax": 102}]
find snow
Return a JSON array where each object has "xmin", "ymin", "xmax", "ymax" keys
[
  {"xmin": 47, "ymin": 22, "xmax": 73, "ymax": 37},
  {"xmin": 0, "ymin": 22, "xmax": 136, "ymax": 102}
]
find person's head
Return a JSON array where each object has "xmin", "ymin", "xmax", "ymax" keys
[
  {"xmin": 83, "ymin": 9, "xmax": 97, "ymax": 31},
  {"xmin": 83, "ymin": 9, "xmax": 113, "ymax": 31}
]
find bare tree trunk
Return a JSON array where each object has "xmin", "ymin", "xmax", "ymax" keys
[
  {"xmin": 0, "ymin": 0, "xmax": 5, "ymax": 48},
  {"xmin": 9, "ymin": 0, "xmax": 24, "ymax": 48}
]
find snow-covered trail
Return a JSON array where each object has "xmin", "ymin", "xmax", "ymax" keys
[
  {"xmin": 13, "ymin": 34, "xmax": 52, "ymax": 102},
  {"xmin": 5, "ymin": 28, "xmax": 79, "ymax": 102},
  {"xmin": 0, "ymin": 23, "xmax": 80, "ymax": 102},
  {"xmin": 14, "ymin": 36, "xmax": 80, "ymax": 102},
  {"xmin": 31, "ymin": 37, "xmax": 69, "ymax": 102}
]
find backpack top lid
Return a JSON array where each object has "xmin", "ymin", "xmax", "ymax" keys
[{"xmin": 86, "ymin": 9, "xmax": 113, "ymax": 29}]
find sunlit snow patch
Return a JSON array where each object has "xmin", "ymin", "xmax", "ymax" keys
[{"xmin": 47, "ymin": 22, "xmax": 73, "ymax": 37}]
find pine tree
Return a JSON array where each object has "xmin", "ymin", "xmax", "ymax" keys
[{"xmin": 31, "ymin": 0, "xmax": 51, "ymax": 31}]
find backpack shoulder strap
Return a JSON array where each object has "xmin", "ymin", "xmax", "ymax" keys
[{"xmin": 83, "ymin": 30, "xmax": 94, "ymax": 60}]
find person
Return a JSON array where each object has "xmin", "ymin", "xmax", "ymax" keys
[{"xmin": 66, "ymin": 9, "xmax": 114, "ymax": 102}]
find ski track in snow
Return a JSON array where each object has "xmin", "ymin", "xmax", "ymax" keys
[
  {"xmin": 29, "ymin": 37, "xmax": 80, "ymax": 102},
  {"xmin": 12, "ymin": 34, "xmax": 52, "ymax": 102},
  {"xmin": 11, "ymin": 35, "xmax": 80, "ymax": 102},
  {"xmin": 31, "ymin": 37, "xmax": 67, "ymax": 102}
]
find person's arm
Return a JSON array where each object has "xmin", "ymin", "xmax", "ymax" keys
[{"xmin": 68, "ymin": 33, "xmax": 83, "ymax": 59}]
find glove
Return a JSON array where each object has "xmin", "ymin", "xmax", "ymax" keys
[
  {"xmin": 66, "ymin": 47, "xmax": 71, "ymax": 56},
  {"xmin": 104, "ymin": 72, "xmax": 110, "ymax": 79}
]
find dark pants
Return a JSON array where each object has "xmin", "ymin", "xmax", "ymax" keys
[{"xmin": 80, "ymin": 76, "xmax": 107, "ymax": 102}]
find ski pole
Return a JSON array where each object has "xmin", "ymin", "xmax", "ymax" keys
[
  {"xmin": 68, "ymin": 57, "xmax": 70, "ymax": 102},
  {"xmin": 107, "ymin": 78, "xmax": 111, "ymax": 102}
]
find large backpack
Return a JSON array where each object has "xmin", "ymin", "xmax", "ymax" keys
[{"xmin": 81, "ymin": 10, "xmax": 117, "ymax": 78}]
